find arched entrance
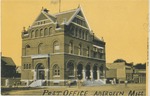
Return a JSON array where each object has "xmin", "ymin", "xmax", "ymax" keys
[
  {"xmin": 93, "ymin": 65, "xmax": 97, "ymax": 80},
  {"xmin": 77, "ymin": 64, "xmax": 83, "ymax": 80},
  {"xmin": 100, "ymin": 66, "xmax": 103, "ymax": 77},
  {"xmin": 67, "ymin": 61, "xmax": 74, "ymax": 79},
  {"xmin": 86, "ymin": 64, "xmax": 91, "ymax": 79},
  {"xmin": 36, "ymin": 63, "xmax": 45, "ymax": 80}
]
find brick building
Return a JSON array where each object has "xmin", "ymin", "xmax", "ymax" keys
[
  {"xmin": 106, "ymin": 62, "xmax": 133, "ymax": 83},
  {"xmin": 21, "ymin": 6, "xmax": 106, "ymax": 86}
]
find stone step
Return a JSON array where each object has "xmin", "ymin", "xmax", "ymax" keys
[{"xmin": 29, "ymin": 80, "xmax": 45, "ymax": 87}]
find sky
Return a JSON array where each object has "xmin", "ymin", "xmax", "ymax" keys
[{"xmin": 1, "ymin": 0, "xmax": 148, "ymax": 66}]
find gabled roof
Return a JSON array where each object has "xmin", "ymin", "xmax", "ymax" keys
[
  {"xmin": 31, "ymin": 6, "xmax": 91, "ymax": 31},
  {"xmin": 1, "ymin": 56, "xmax": 16, "ymax": 66},
  {"xmin": 55, "ymin": 8, "xmax": 77, "ymax": 24},
  {"xmin": 44, "ymin": 11, "xmax": 57, "ymax": 22}
]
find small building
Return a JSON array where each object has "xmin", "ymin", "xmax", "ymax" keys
[
  {"xmin": 1, "ymin": 56, "xmax": 16, "ymax": 77},
  {"xmin": 1, "ymin": 56, "xmax": 20, "ymax": 87},
  {"xmin": 133, "ymin": 69, "xmax": 146, "ymax": 83},
  {"xmin": 106, "ymin": 62, "xmax": 133, "ymax": 83}
]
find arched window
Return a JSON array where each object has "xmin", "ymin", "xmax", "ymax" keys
[
  {"xmin": 49, "ymin": 27, "xmax": 52, "ymax": 35},
  {"xmin": 87, "ymin": 46, "xmax": 90, "ymax": 57},
  {"xmin": 53, "ymin": 64, "xmax": 60, "ymax": 76},
  {"xmin": 78, "ymin": 44, "xmax": 82, "ymax": 55},
  {"xmin": 79, "ymin": 29, "xmax": 81, "ymax": 38},
  {"xmin": 53, "ymin": 41, "xmax": 59, "ymax": 53},
  {"xmin": 86, "ymin": 32, "xmax": 88, "ymax": 40},
  {"xmin": 35, "ymin": 29, "xmax": 39, "ymax": 37},
  {"xmin": 67, "ymin": 62, "xmax": 74, "ymax": 77},
  {"xmin": 38, "ymin": 43, "xmax": 43, "ymax": 54},
  {"xmin": 40, "ymin": 29, "xmax": 44, "ymax": 36},
  {"xmin": 69, "ymin": 41, "xmax": 73, "ymax": 54},
  {"xmin": 24, "ymin": 64, "xmax": 26, "ymax": 69},
  {"xmin": 75, "ymin": 28, "xmax": 78, "ymax": 37},
  {"xmin": 44, "ymin": 28, "xmax": 49, "ymax": 36},
  {"xmin": 31, "ymin": 30, "xmax": 35, "ymax": 38},
  {"xmin": 25, "ymin": 44, "xmax": 30, "ymax": 55},
  {"xmin": 82, "ymin": 31, "xmax": 84, "ymax": 39}
]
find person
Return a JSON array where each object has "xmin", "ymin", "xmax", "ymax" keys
[
  {"xmin": 125, "ymin": 80, "xmax": 128, "ymax": 87},
  {"xmin": 68, "ymin": 80, "xmax": 71, "ymax": 87},
  {"xmin": 113, "ymin": 78, "xmax": 116, "ymax": 85}
]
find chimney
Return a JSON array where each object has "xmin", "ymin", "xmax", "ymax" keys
[{"xmin": 43, "ymin": 8, "xmax": 49, "ymax": 13}]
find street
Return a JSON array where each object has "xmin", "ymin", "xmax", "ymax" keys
[{"xmin": 1, "ymin": 84, "xmax": 146, "ymax": 96}]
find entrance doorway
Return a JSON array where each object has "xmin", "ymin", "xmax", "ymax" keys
[
  {"xmin": 77, "ymin": 64, "xmax": 83, "ymax": 80},
  {"xmin": 36, "ymin": 63, "xmax": 45, "ymax": 80}
]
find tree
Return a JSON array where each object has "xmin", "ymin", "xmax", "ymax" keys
[
  {"xmin": 113, "ymin": 59, "xmax": 127, "ymax": 63},
  {"xmin": 113, "ymin": 59, "xmax": 133, "ymax": 67},
  {"xmin": 134, "ymin": 63, "xmax": 146, "ymax": 69}
]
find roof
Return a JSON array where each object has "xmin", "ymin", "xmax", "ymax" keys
[
  {"xmin": 1, "ymin": 56, "xmax": 16, "ymax": 66},
  {"xmin": 106, "ymin": 62, "xmax": 126, "ymax": 69},
  {"xmin": 94, "ymin": 35, "xmax": 104, "ymax": 42},
  {"xmin": 34, "ymin": 6, "xmax": 91, "ymax": 31},
  {"xmin": 55, "ymin": 9, "xmax": 77, "ymax": 24}
]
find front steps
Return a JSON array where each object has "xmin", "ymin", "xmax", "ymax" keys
[
  {"xmin": 83, "ymin": 79, "xmax": 106, "ymax": 86},
  {"xmin": 29, "ymin": 80, "xmax": 45, "ymax": 87}
]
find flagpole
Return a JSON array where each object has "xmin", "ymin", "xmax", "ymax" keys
[{"xmin": 59, "ymin": 0, "xmax": 61, "ymax": 12}]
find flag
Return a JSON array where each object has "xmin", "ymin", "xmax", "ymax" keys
[{"xmin": 51, "ymin": 0, "xmax": 61, "ymax": 12}]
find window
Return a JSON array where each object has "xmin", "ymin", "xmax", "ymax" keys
[
  {"xmin": 49, "ymin": 27, "xmax": 52, "ymax": 35},
  {"xmin": 44, "ymin": 28, "xmax": 49, "ymax": 36},
  {"xmin": 53, "ymin": 41, "xmax": 60, "ymax": 53},
  {"xmin": 35, "ymin": 29, "xmax": 39, "ymax": 37},
  {"xmin": 85, "ymin": 33, "xmax": 87, "ymax": 40},
  {"xmin": 53, "ymin": 65, "xmax": 60, "ymax": 76},
  {"xmin": 82, "ymin": 31, "xmax": 84, "ymax": 39},
  {"xmin": 70, "ymin": 27, "xmax": 74, "ymax": 35},
  {"xmin": 78, "ymin": 44, "xmax": 82, "ymax": 55},
  {"xmin": 79, "ymin": 29, "xmax": 81, "ymax": 38},
  {"xmin": 87, "ymin": 46, "xmax": 90, "ymax": 57},
  {"xmin": 29, "ymin": 64, "xmax": 31, "ymax": 69},
  {"xmin": 93, "ymin": 51, "xmax": 97, "ymax": 58},
  {"xmin": 75, "ymin": 28, "xmax": 78, "ymax": 37},
  {"xmin": 69, "ymin": 41, "xmax": 73, "ymax": 54},
  {"xmin": 24, "ymin": 64, "xmax": 26, "ymax": 69},
  {"xmin": 40, "ymin": 29, "xmax": 44, "ymax": 36},
  {"xmin": 67, "ymin": 62, "xmax": 74, "ymax": 76},
  {"xmin": 38, "ymin": 43, "xmax": 43, "ymax": 54},
  {"xmin": 26, "ymin": 64, "xmax": 28, "ymax": 69},
  {"xmin": 31, "ymin": 30, "xmax": 35, "ymax": 38},
  {"xmin": 25, "ymin": 44, "xmax": 30, "ymax": 55}
]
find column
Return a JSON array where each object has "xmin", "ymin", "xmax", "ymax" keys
[
  {"xmin": 26, "ymin": 80, "xmax": 29, "ymax": 86},
  {"xmin": 82, "ymin": 70, "xmax": 86, "ymax": 80},
  {"xmin": 90, "ymin": 70, "xmax": 93, "ymax": 80},
  {"xmin": 34, "ymin": 69, "xmax": 36, "ymax": 80},
  {"xmin": 74, "ymin": 68, "xmax": 76, "ymax": 79},
  {"xmin": 45, "ymin": 69, "xmax": 48, "ymax": 80},
  {"xmin": 97, "ymin": 70, "xmax": 100, "ymax": 80}
]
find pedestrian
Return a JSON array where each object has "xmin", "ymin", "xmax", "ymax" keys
[
  {"xmin": 125, "ymin": 80, "xmax": 128, "ymax": 87},
  {"xmin": 68, "ymin": 80, "xmax": 71, "ymax": 87},
  {"xmin": 113, "ymin": 78, "xmax": 116, "ymax": 85}
]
